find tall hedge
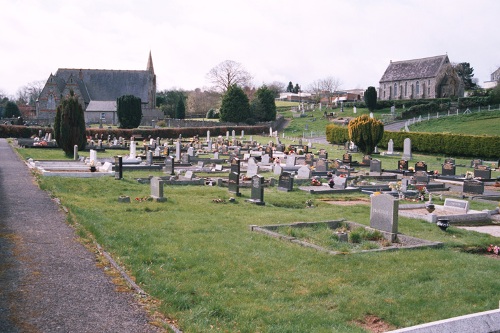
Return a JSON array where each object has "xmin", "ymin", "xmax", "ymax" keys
[{"xmin": 117, "ymin": 95, "xmax": 142, "ymax": 129}]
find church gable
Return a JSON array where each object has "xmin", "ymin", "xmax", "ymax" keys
[{"xmin": 380, "ymin": 55, "xmax": 449, "ymax": 83}]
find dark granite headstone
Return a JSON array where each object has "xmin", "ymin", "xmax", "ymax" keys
[
  {"xmin": 315, "ymin": 159, "xmax": 327, "ymax": 172},
  {"xmin": 318, "ymin": 149, "xmax": 328, "ymax": 160},
  {"xmin": 414, "ymin": 161, "xmax": 427, "ymax": 172},
  {"xmin": 231, "ymin": 157, "xmax": 241, "ymax": 174},
  {"xmin": 370, "ymin": 159, "xmax": 382, "ymax": 173},
  {"xmin": 278, "ymin": 172, "xmax": 294, "ymax": 192},
  {"xmin": 474, "ymin": 165, "xmax": 491, "ymax": 179},
  {"xmin": 249, "ymin": 175, "xmax": 265, "ymax": 205},
  {"xmin": 441, "ymin": 162, "xmax": 456, "ymax": 176},
  {"xmin": 228, "ymin": 172, "xmax": 240, "ymax": 196},
  {"xmin": 342, "ymin": 153, "xmax": 352, "ymax": 164},
  {"xmin": 470, "ymin": 159, "xmax": 482, "ymax": 168},
  {"xmin": 414, "ymin": 171, "xmax": 430, "ymax": 184},
  {"xmin": 114, "ymin": 156, "xmax": 123, "ymax": 180},
  {"xmin": 398, "ymin": 160, "xmax": 408, "ymax": 171},
  {"xmin": 463, "ymin": 179, "xmax": 484, "ymax": 194},
  {"xmin": 361, "ymin": 155, "xmax": 372, "ymax": 166}
]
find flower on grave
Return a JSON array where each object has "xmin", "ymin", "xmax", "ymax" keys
[
  {"xmin": 305, "ymin": 199, "xmax": 314, "ymax": 207},
  {"xmin": 487, "ymin": 244, "xmax": 499, "ymax": 255},
  {"xmin": 311, "ymin": 178, "xmax": 322, "ymax": 186},
  {"xmin": 408, "ymin": 167, "xmax": 414, "ymax": 172},
  {"xmin": 434, "ymin": 170, "xmax": 439, "ymax": 175},
  {"xmin": 465, "ymin": 171, "xmax": 474, "ymax": 180},
  {"xmin": 389, "ymin": 181, "xmax": 402, "ymax": 192}
]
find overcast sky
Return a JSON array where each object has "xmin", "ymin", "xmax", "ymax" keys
[{"xmin": 1, "ymin": 0, "xmax": 499, "ymax": 97}]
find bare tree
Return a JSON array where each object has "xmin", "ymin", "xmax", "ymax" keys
[
  {"xmin": 16, "ymin": 80, "xmax": 45, "ymax": 105},
  {"xmin": 320, "ymin": 76, "xmax": 342, "ymax": 94},
  {"xmin": 206, "ymin": 60, "xmax": 253, "ymax": 93},
  {"xmin": 264, "ymin": 81, "xmax": 286, "ymax": 98},
  {"xmin": 186, "ymin": 88, "xmax": 221, "ymax": 117}
]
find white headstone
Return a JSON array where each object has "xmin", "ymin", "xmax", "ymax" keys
[
  {"xmin": 296, "ymin": 165, "xmax": 312, "ymax": 179},
  {"xmin": 387, "ymin": 139, "xmax": 394, "ymax": 154},
  {"xmin": 402, "ymin": 138, "xmax": 412, "ymax": 160},
  {"xmin": 175, "ymin": 140, "xmax": 181, "ymax": 160},
  {"xmin": 89, "ymin": 149, "xmax": 97, "ymax": 164},
  {"xmin": 129, "ymin": 141, "xmax": 136, "ymax": 159}
]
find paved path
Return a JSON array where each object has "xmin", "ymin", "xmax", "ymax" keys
[{"xmin": 0, "ymin": 139, "xmax": 164, "ymax": 332}]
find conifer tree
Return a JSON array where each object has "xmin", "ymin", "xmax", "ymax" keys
[
  {"xmin": 56, "ymin": 90, "xmax": 86, "ymax": 156},
  {"xmin": 117, "ymin": 95, "xmax": 142, "ymax": 128},
  {"xmin": 347, "ymin": 114, "xmax": 384, "ymax": 155}
]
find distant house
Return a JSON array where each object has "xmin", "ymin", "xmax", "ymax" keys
[
  {"xmin": 483, "ymin": 67, "xmax": 500, "ymax": 89},
  {"xmin": 278, "ymin": 92, "xmax": 312, "ymax": 103},
  {"xmin": 37, "ymin": 52, "xmax": 157, "ymax": 125},
  {"xmin": 378, "ymin": 55, "xmax": 463, "ymax": 101}
]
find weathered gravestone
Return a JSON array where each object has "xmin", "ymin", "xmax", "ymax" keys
[
  {"xmin": 470, "ymin": 159, "xmax": 482, "ymax": 168},
  {"xmin": 370, "ymin": 159, "xmax": 382, "ymax": 173},
  {"xmin": 184, "ymin": 171, "xmax": 194, "ymax": 180},
  {"xmin": 370, "ymin": 194, "xmax": 398, "ymax": 241},
  {"xmin": 273, "ymin": 164, "xmax": 283, "ymax": 175},
  {"xmin": 463, "ymin": 179, "xmax": 484, "ymax": 194},
  {"xmin": 387, "ymin": 139, "xmax": 394, "ymax": 155},
  {"xmin": 247, "ymin": 175, "xmax": 265, "ymax": 205},
  {"xmin": 246, "ymin": 159, "xmax": 259, "ymax": 178},
  {"xmin": 402, "ymin": 138, "xmax": 412, "ymax": 160},
  {"xmin": 150, "ymin": 177, "xmax": 167, "ymax": 202},
  {"xmin": 441, "ymin": 162, "xmax": 456, "ymax": 176},
  {"xmin": 333, "ymin": 176, "xmax": 347, "ymax": 190},
  {"xmin": 315, "ymin": 159, "xmax": 327, "ymax": 172},
  {"xmin": 286, "ymin": 155, "xmax": 296, "ymax": 167},
  {"xmin": 164, "ymin": 156, "xmax": 175, "ymax": 175},
  {"xmin": 444, "ymin": 198, "xmax": 469, "ymax": 213},
  {"xmin": 278, "ymin": 172, "xmax": 294, "ymax": 192},
  {"xmin": 414, "ymin": 171, "xmax": 430, "ymax": 184},
  {"xmin": 296, "ymin": 165, "xmax": 312, "ymax": 179}
]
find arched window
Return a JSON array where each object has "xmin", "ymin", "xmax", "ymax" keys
[
  {"xmin": 394, "ymin": 83, "xmax": 398, "ymax": 97},
  {"xmin": 416, "ymin": 81, "xmax": 420, "ymax": 96},
  {"xmin": 405, "ymin": 82, "xmax": 408, "ymax": 97}
]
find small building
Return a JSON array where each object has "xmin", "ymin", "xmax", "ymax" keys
[
  {"xmin": 37, "ymin": 52, "xmax": 157, "ymax": 125},
  {"xmin": 483, "ymin": 67, "xmax": 500, "ymax": 89},
  {"xmin": 378, "ymin": 55, "xmax": 463, "ymax": 101}
]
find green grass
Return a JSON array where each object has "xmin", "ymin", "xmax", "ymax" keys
[
  {"xmin": 33, "ymin": 169, "xmax": 500, "ymax": 332},
  {"xmin": 409, "ymin": 109, "xmax": 500, "ymax": 136}
]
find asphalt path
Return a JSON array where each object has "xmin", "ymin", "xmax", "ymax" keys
[{"xmin": 0, "ymin": 139, "xmax": 164, "ymax": 333}]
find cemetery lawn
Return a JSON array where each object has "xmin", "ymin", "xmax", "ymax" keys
[
  {"xmin": 35, "ymin": 171, "xmax": 500, "ymax": 332},
  {"xmin": 408, "ymin": 109, "xmax": 500, "ymax": 136}
]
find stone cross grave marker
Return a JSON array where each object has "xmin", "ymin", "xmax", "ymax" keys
[{"xmin": 370, "ymin": 194, "xmax": 398, "ymax": 241}]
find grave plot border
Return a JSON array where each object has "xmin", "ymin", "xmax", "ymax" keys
[{"xmin": 250, "ymin": 220, "xmax": 442, "ymax": 255}]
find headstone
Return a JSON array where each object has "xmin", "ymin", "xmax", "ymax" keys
[
  {"xmin": 164, "ymin": 156, "xmax": 175, "ymax": 175},
  {"xmin": 470, "ymin": 159, "xmax": 482, "ymax": 168},
  {"xmin": 398, "ymin": 160, "xmax": 408, "ymax": 171},
  {"xmin": 315, "ymin": 159, "xmax": 327, "ymax": 172},
  {"xmin": 286, "ymin": 155, "xmax": 296, "ymax": 167},
  {"xmin": 305, "ymin": 153, "xmax": 314, "ymax": 166},
  {"xmin": 129, "ymin": 141, "xmax": 136, "ymax": 159},
  {"xmin": 278, "ymin": 172, "xmax": 294, "ymax": 192},
  {"xmin": 414, "ymin": 171, "xmax": 430, "ymax": 184},
  {"xmin": 333, "ymin": 176, "xmax": 347, "ymax": 189},
  {"xmin": 474, "ymin": 165, "xmax": 491, "ymax": 179},
  {"xmin": 261, "ymin": 155, "xmax": 271, "ymax": 165},
  {"xmin": 370, "ymin": 159, "xmax": 382, "ymax": 173},
  {"xmin": 318, "ymin": 149, "xmax": 328, "ymax": 160},
  {"xmin": 361, "ymin": 155, "xmax": 372, "ymax": 166},
  {"xmin": 335, "ymin": 168, "xmax": 350, "ymax": 177},
  {"xmin": 444, "ymin": 198, "xmax": 469, "ymax": 213},
  {"xmin": 441, "ymin": 162, "xmax": 456, "ymax": 176},
  {"xmin": 414, "ymin": 161, "xmax": 427, "ymax": 172},
  {"xmin": 187, "ymin": 147, "xmax": 194, "ymax": 156},
  {"xmin": 342, "ymin": 153, "xmax": 352, "ymax": 164},
  {"xmin": 444, "ymin": 158, "xmax": 455, "ymax": 165},
  {"xmin": 228, "ymin": 171, "xmax": 240, "ymax": 196},
  {"xmin": 150, "ymin": 177, "xmax": 167, "ymax": 202},
  {"xmin": 232, "ymin": 130, "xmax": 236, "ymax": 140},
  {"xmin": 273, "ymin": 164, "xmax": 283, "ymax": 175},
  {"xmin": 296, "ymin": 165, "xmax": 312, "ymax": 179},
  {"xmin": 175, "ymin": 140, "xmax": 181, "ymax": 161},
  {"xmin": 249, "ymin": 175, "xmax": 265, "ymax": 205},
  {"xmin": 146, "ymin": 151, "xmax": 153, "ymax": 165},
  {"xmin": 206, "ymin": 130, "xmax": 210, "ymax": 142},
  {"xmin": 387, "ymin": 139, "xmax": 394, "ymax": 154},
  {"xmin": 114, "ymin": 156, "xmax": 123, "ymax": 180},
  {"xmin": 89, "ymin": 149, "xmax": 97, "ymax": 164},
  {"xmin": 184, "ymin": 171, "xmax": 194, "ymax": 180},
  {"xmin": 402, "ymin": 138, "xmax": 412, "ymax": 160},
  {"xmin": 463, "ymin": 179, "xmax": 484, "ymax": 194},
  {"xmin": 231, "ymin": 158, "xmax": 241, "ymax": 174},
  {"xmin": 370, "ymin": 194, "xmax": 398, "ymax": 241},
  {"xmin": 246, "ymin": 162, "xmax": 259, "ymax": 178}
]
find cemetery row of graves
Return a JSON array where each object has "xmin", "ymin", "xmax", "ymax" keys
[{"xmin": 15, "ymin": 129, "xmax": 500, "ymax": 332}]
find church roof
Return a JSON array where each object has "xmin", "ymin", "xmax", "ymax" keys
[
  {"xmin": 379, "ymin": 55, "xmax": 450, "ymax": 83},
  {"xmin": 86, "ymin": 100, "xmax": 117, "ymax": 112},
  {"xmin": 54, "ymin": 68, "xmax": 152, "ymax": 103}
]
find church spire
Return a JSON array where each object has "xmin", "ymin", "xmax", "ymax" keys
[{"xmin": 147, "ymin": 50, "xmax": 154, "ymax": 73}]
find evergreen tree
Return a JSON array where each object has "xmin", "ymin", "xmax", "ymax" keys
[
  {"xmin": 250, "ymin": 85, "xmax": 277, "ymax": 121},
  {"xmin": 117, "ymin": 95, "xmax": 142, "ymax": 128},
  {"xmin": 347, "ymin": 114, "xmax": 384, "ymax": 155},
  {"xmin": 4, "ymin": 101, "xmax": 21, "ymax": 118},
  {"xmin": 175, "ymin": 96, "xmax": 186, "ymax": 119},
  {"xmin": 286, "ymin": 81, "xmax": 294, "ymax": 93},
  {"xmin": 56, "ymin": 90, "xmax": 86, "ymax": 156},
  {"xmin": 293, "ymin": 83, "xmax": 301, "ymax": 94},
  {"xmin": 364, "ymin": 86, "xmax": 378, "ymax": 111},
  {"xmin": 219, "ymin": 85, "xmax": 250, "ymax": 123},
  {"xmin": 454, "ymin": 62, "xmax": 477, "ymax": 90}
]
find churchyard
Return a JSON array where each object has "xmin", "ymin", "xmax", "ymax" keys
[{"xmin": 10, "ymin": 105, "xmax": 500, "ymax": 332}]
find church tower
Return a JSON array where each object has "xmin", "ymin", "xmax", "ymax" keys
[{"xmin": 147, "ymin": 51, "xmax": 156, "ymax": 108}]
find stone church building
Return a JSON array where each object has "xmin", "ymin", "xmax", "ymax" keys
[
  {"xmin": 37, "ymin": 52, "xmax": 157, "ymax": 125},
  {"xmin": 378, "ymin": 55, "xmax": 463, "ymax": 101}
]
